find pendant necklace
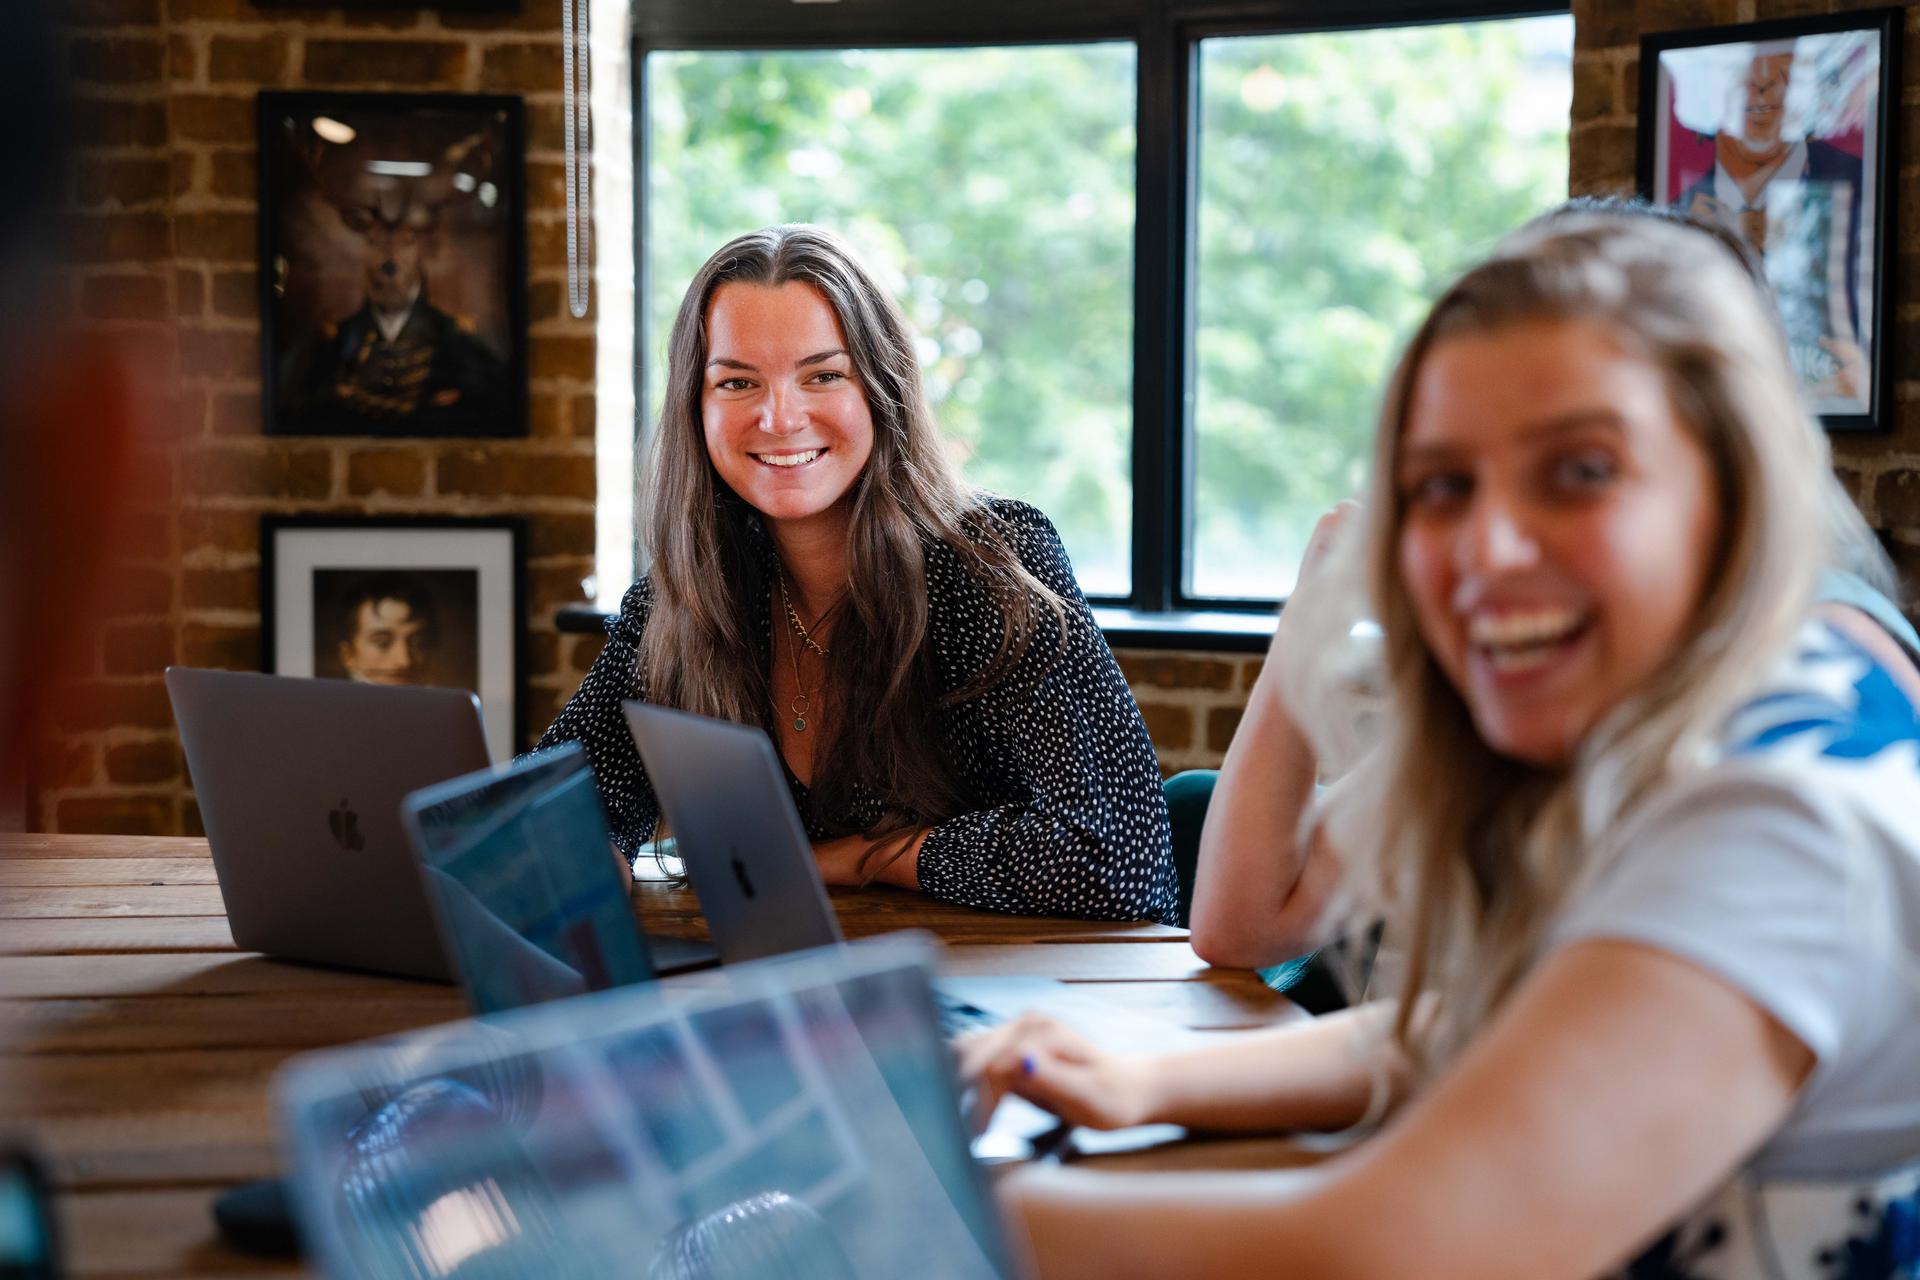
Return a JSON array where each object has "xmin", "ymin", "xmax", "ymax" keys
[{"xmin": 779, "ymin": 574, "xmax": 838, "ymax": 733}]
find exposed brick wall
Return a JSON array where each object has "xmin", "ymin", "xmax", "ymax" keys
[
  {"xmin": 1113, "ymin": 650, "xmax": 1270, "ymax": 777},
  {"xmin": 1571, "ymin": 0, "xmax": 1920, "ymax": 617},
  {"xmin": 42, "ymin": 0, "xmax": 597, "ymax": 835}
]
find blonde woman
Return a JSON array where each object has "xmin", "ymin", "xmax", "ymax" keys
[{"xmin": 963, "ymin": 214, "xmax": 1920, "ymax": 1278}]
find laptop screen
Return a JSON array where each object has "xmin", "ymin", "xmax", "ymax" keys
[
  {"xmin": 277, "ymin": 939, "xmax": 1013, "ymax": 1280},
  {"xmin": 405, "ymin": 745, "xmax": 656, "ymax": 1014}
]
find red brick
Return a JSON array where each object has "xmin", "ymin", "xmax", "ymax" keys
[
  {"xmin": 569, "ymin": 633, "xmax": 605, "ymax": 674},
  {"xmin": 208, "ymin": 389, "xmax": 261, "ymax": 436},
  {"xmin": 526, "ymin": 101, "xmax": 566, "ymax": 153},
  {"xmin": 105, "ymin": 740, "xmax": 182, "ymax": 786},
  {"xmin": 347, "ymin": 449, "xmax": 427, "ymax": 498},
  {"xmin": 529, "ymin": 561, "xmax": 593, "ymax": 613},
  {"xmin": 171, "ymin": 150, "xmax": 197, "ymax": 198},
  {"xmin": 441, "ymin": 0, "xmax": 561, "ymax": 31},
  {"xmin": 182, "ymin": 798, "xmax": 204, "ymax": 838},
  {"xmin": 1114, "ymin": 654, "xmax": 1234, "ymax": 691},
  {"xmin": 1206, "ymin": 706, "xmax": 1244, "ymax": 754},
  {"xmin": 176, "ymin": 268, "xmax": 205, "ymax": 319},
  {"xmin": 113, "ymin": 511, "xmax": 175, "ymax": 559},
  {"xmin": 339, "ymin": 8, "xmax": 427, "ymax": 29},
  {"xmin": 529, "ymin": 280, "xmax": 562, "ymax": 321},
  {"xmin": 1568, "ymin": 122, "xmax": 1637, "ymax": 197},
  {"xmin": 67, "ymin": 212, "xmax": 170, "ymax": 264},
  {"xmin": 182, "ymin": 567, "xmax": 257, "ymax": 612},
  {"xmin": 481, "ymin": 43, "xmax": 562, "ymax": 93},
  {"xmin": 567, "ymin": 394, "xmax": 596, "ymax": 439},
  {"xmin": 528, "ymin": 512, "xmax": 595, "ymax": 558},
  {"xmin": 99, "ymin": 564, "xmax": 174, "ymax": 615},
  {"xmin": 169, "ymin": 33, "xmax": 197, "ymax": 81},
  {"xmin": 438, "ymin": 447, "xmax": 593, "ymax": 500},
  {"xmin": 70, "ymin": 36, "xmax": 165, "ymax": 85},
  {"xmin": 1875, "ymin": 467, "xmax": 1920, "ymax": 528},
  {"xmin": 55, "ymin": 679, "xmax": 174, "ymax": 734},
  {"xmin": 102, "ymin": 621, "xmax": 177, "ymax": 676},
  {"xmin": 1239, "ymin": 658, "xmax": 1265, "ymax": 691},
  {"xmin": 55, "ymin": 794, "xmax": 175, "ymax": 837},
  {"xmin": 164, "ymin": 0, "xmax": 253, "ymax": 18},
  {"xmin": 526, "ymin": 161, "xmax": 566, "ymax": 209},
  {"xmin": 81, "ymin": 273, "xmax": 169, "ymax": 323},
  {"xmin": 70, "ymin": 99, "xmax": 167, "ymax": 148},
  {"xmin": 529, "ymin": 335, "xmax": 595, "ymax": 381},
  {"xmin": 209, "ymin": 149, "xmax": 256, "ymax": 201},
  {"xmin": 181, "ymin": 622, "xmax": 259, "ymax": 670},
  {"xmin": 34, "ymin": 741, "xmax": 99, "ymax": 790},
  {"xmin": 1572, "ymin": 54, "xmax": 1613, "ymax": 124},
  {"xmin": 302, "ymin": 40, "xmax": 468, "ymax": 85},
  {"xmin": 208, "ymin": 35, "xmax": 288, "ymax": 84},
  {"xmin": 529, "ymin": 393, "xmax": 563, "ymax": 436},
  {"xmin": 170, "ymin": 94, "xmax": 253, "ymax": 145},
  {"xmin": 211, "ymin": 270, "xmax": 257, "ymax": 321},
  {"xmin": 1136, "ymin": 702, "xmax": 1193, "ymax": 751},
  {"xmin": 180, "ymin": 509, "xmax": 259, "ymax": 555},
  {"xmin": 176, "ymin": 328, "xmax": 257, "ymax": 380},
  {"xmin": 528, "ymin": 631, "xmax": 559, "ymax": 675},
  {"xmin": 181, "ymin": 445, "xmax": 332, "ymax": 500},
  {"xmin": 73, "ymin": 157, "xmax": 171, "ymax": 209},
  {"xmin": 173, "ymin": 211, "xmax": 253, "ymax": 263}
]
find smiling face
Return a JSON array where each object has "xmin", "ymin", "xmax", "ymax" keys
[
  {"xmin": 1738, "ymin": 51, "xmax": 1793, "ymax": 149},
  {"xmin": 1394, "ymin": 318, "xmax": 1723, "ymax": 768},
  {"xmin": 700, "ymin": 281, "xmax": 876, "ymax": 539}
]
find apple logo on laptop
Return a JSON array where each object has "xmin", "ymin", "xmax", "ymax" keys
[
  {"xmin": 729, "ymin": 850, "xmax": 756, "ymax": 900},
  {"xmin": 328, "ymin": 799, "xmax": 365, "ymax": 852}
]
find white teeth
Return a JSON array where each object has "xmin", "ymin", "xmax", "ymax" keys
[
  {"xmin": 755, "ymin": 449, "xmax": 821, "ymax": 468},
  {"xmin": 1468, "ymin": 608, "xmax": 1587, "ymax": 649}
]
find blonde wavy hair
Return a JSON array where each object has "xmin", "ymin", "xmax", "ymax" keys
[{"xmin": 1321, "ymin": 214, "xmax": 1835, "ymax": 1074}]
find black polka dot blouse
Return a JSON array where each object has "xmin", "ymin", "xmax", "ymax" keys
[{"xmin": 534, "ymin": 497, "xmax": 1178, "ymax": 924}]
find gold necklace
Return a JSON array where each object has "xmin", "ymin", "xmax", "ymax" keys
[{"xmin": 778, "ymin": 575, "xmax": 838, "ymax": 732}]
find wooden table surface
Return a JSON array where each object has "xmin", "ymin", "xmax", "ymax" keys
[{"xmin": 0, "ymin": 833, "xmax": 1309, "ymax": 1278}]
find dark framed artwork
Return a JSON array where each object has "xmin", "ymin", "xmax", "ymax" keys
[
  {"xmin": 1638, "ymin": 10, "xmax": 1901, "ymax": 432},
  {"xmin": 253, "ymin": 2, "xmax": 519, "ymax": 9},
  {"xmin": 259, "ymin": 92, "xmax": 528, "ymax": 438},
  {"xmin": 262, "ymin": 516, "xmax": 528, "ymax": 758}
]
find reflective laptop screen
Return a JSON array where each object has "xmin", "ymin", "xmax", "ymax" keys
[
  {"xmin": 409, "ymin": 747, "xmax": 655, "ymax": 1014},
  {"xmin": 277, "ymin": 940, "xmax": 1011, "ymax": 1280}
]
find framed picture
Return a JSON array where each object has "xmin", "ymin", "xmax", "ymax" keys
[
  {"xmin": 253, "ymin": 2, "xmax": 519, "ymax": 9},
  {"xmin": 259, "ymin": 92, "xmax": 528, "ymax": 438},
  {"xmin": 262, "ymin": 516, "xmax": 528, "ymax": 759},
  {"xmin": 1638, "ymin": 10, "xmax": 1901, "ymax": 432}
]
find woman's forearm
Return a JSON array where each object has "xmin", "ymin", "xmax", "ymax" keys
[
  {"xmin": 1140, "ymin": 1001, "xmax": 1408, "ymax": 1134},
  {"xmin": 1187, "ymin": 667, "xmax": 1325, "ymax": 968}
]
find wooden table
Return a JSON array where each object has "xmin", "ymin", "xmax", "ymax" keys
[{"xmin": 0, "ymin": 834, "xmax": 1305, "ymax": 1278}]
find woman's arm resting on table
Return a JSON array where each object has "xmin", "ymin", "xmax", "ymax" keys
[
  {"xmin": 813, "ymin": 829, "xmax": 927, "ymax": 890},
  {"xmin": 1188, "ymin": 503, "xmax": 1357, "ymax": 966},
  {"xmin": 960, "ymin": 1002, "xmax": 1411, "ymax": 1137},
  {"xmin": 1002, "ymin": 939, "xmax": 1813, "ymax": 1280}
]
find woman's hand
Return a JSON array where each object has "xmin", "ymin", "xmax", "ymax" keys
[
  {"xmin": 955, "ymin": 1013, "xmax": 1160, "ymax": 1133},
  {"xmin": 811, "ymin": 830, "xmax": 925, "ymax": 890}
]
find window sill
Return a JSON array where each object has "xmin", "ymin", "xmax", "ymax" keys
[{"xmin": 556, "ymin": 604, "xmax": 1274, "ymax": 653}]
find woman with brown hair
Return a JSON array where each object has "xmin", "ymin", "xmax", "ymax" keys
[{"xmin": 537, "ymin": 224, "xmax": 1176, "ymax": 922}]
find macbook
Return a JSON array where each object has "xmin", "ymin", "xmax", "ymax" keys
[
  {"xmin": 400, "ymin": 743, "xmax": 718, "ymax": 1016},
  {"xmin": 277, "ymin": 937, "xmax": 1019, "ymax": 1280},
  {"xmin": 166, "ymin": 667, "xmax": 489, "ymax": 982}
]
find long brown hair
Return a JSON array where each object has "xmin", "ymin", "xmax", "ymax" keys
[{"xmin": 640, "ymin": 225, "xmax": 1068, "ymax": 843}]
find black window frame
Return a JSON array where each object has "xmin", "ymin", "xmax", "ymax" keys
[{"xmin": 629, "ymin": 0, "xmax": 1570, "ymax": 629}]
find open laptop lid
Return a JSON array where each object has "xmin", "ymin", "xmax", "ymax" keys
[
  {"xmin": 620, "ymin": 702, "xmax": 843, "ymax": 963},
  {"xmin": 277, "ymin": 936, "xmax": 1018, "ymax": 1279},
  {"xmin": 165, "ymin": 667, "xmax": 487, "ymax": 982},
  {"xmin": 403, "ymin": 744, "xmax": 715, "ymax": 1015}
]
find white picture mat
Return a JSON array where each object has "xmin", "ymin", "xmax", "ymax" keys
[{"xmin": 272, "ymin": 526, "xmax": 518, "ymax": 760}]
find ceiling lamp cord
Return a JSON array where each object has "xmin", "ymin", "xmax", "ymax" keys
[{"xmin": 562, "ymin": 0, "xmax": 591, "ymax": 319}]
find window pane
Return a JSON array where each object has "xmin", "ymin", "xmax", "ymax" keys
[
  {"xmin": 646, "ymin": 46, "xmax": 1137, "ymax": 596},
  {"xmin": 1189, "ymin": 16, "xmax": 1572, "ymax": 600}
]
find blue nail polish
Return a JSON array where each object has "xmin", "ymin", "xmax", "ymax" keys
[{"xmin": 1021, "ymin": 1053, "xmax": 1036, "ymax": 1077}]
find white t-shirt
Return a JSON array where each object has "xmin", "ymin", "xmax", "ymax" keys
[{"xmin": 1547, "ymin": 621, "xmax": 1920, "ymax": 1181}]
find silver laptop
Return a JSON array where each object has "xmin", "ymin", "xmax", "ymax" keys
[
  {"xmin": 621, "ymin": 702, "xmax": 844, "ymax": 964},
  {"xmin": 276, "ymin": 936, "xmax": 1018, "ymax": 1280},
  {"xmin": 166, "ymin": 667, "xmax": 488, "ymax": 981},
  {"xmin": 400, "ymin": 744, "xmax": 718, "ymax": 1016},
  {"xmin": 618, "ymin": 702, "xmax": 1206, "ymax": 1056}
]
